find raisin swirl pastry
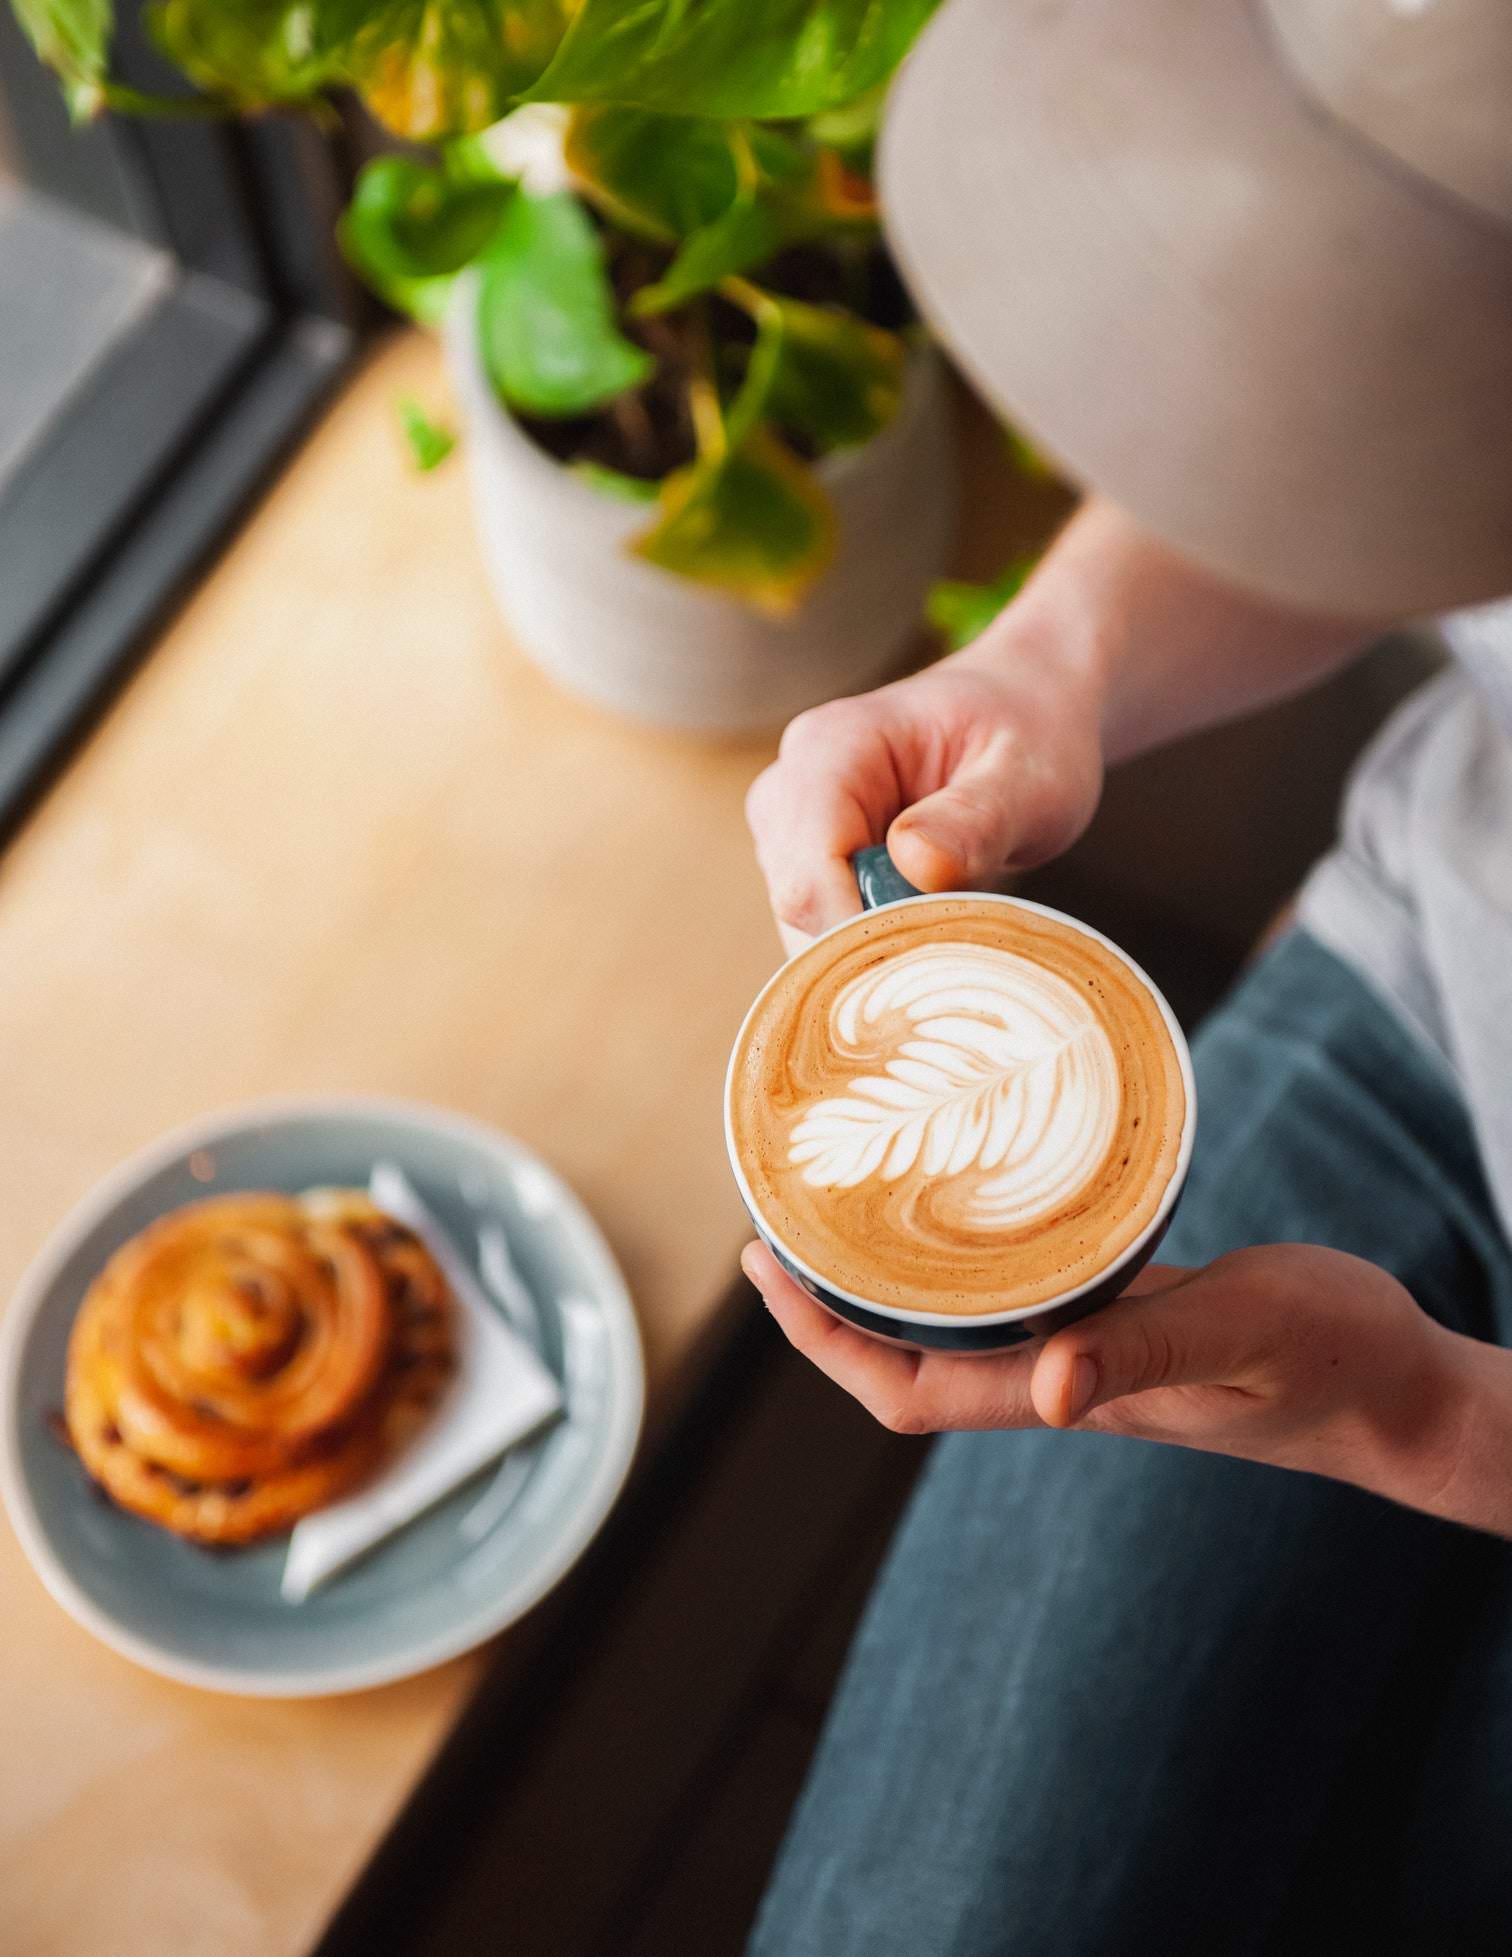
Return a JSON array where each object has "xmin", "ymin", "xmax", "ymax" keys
[{"xmin": 64, "ymin": 1191, "xmax": 454, "ymax": 1545}]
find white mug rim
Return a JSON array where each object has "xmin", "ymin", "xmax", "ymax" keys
[{"xmin": 724, "ymin": 890, "xmax": 1198, "ymax": 1329}]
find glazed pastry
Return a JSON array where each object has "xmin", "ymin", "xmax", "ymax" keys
[{"xmin": 64, "ymin": 1191, "xmax": 454, "ymax": 1545}]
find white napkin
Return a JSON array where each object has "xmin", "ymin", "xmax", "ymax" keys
[{"xmin": 280, "ymin": 1162, "xmax": 564, "ymax": 1603}]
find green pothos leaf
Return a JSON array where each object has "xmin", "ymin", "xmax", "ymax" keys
[
  {"xmin": 728, "ymin": 291, "xmax": 905, "ymax": 451},
  {"xmin": 527, "ymin": 0, "xmax": 940, "ymax": 119},
  {"xmin": 573, "ymin": 460, "xmax": 659, "ymax": 504},
  {"xmin": 144, "ymin": 0, "xmax": 570, "ymax": 132},
  {"xmin": 333, "ymin": 0, "xmax": 569, "ymax": 140},
  {"xmin": 339, "ymin": 155, "xmax": 514, "ymax": 325},
  {"xmin": 398, "ymin": 395, "xmax": 456, "ymax": 471},
  {"xmin": 1002, "ymin": 421, "xmax": 1057, "ymax": 480},
  {"xmin": 926, "ymin": 558, "xmax": 1037, "ymax": 650},
  {"xmin": 804, "ymin": 80, "xmax": 888, "ymax": 162},
  {"xmin": 148, "ymin": 0, "xmax": 339, "ymax": 107},
  {"xmin": 633, "ymin": 194, "xmax": 788, "ymax": 316},
  {"xmin": 12, "ymin": 0, "xmax": 112, "ymax": 117},
  {"xmin": 632, "ymin": 428, "xmax": 835, "ymax": 614},
  {"xmin": 564, "ymin": 107, "xmax": 741, "ymax": 242},
  {"xmin": 476, "ymin": 189, "xmax": 654, "ymax": 418},
  {"xmin": 631, "ymin": 137, "xmax": 875, "ymax": 316}
]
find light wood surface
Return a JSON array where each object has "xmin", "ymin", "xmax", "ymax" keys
[
  {"xmin": 0, "ymin": 331, "xmax": 792, "ymax": 1957},
  {"xmin": 0, "ymin": 328, "xmax": 1054, "ymax": 1957}
]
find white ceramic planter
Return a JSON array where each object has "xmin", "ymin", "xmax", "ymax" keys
[{"xmin": 445, "ymin": 280, "xmax": 957, "ymax": 734}]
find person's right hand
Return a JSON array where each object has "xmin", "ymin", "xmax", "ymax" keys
[{"xmin": 746, "ymin": 628, "xmax": 1105, "ymax": 955}]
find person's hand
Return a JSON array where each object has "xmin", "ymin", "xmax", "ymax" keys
[
  {"xmin": 746, "ymin": 632, "xmax": 1104, "ymax": 956},
  {"xmin": 743, "ymin": 492, "xmax": 1385, "ymax": 957},
  {"xmin": 740, "ymin": 1239, "xmax": 1473, "ymax": 1508}
]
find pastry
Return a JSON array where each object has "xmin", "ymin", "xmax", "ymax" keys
[{"xmin": 64, "ymin": 1190, "xmax": 454, "ymax": 1545}]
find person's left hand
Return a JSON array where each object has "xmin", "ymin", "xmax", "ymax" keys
[{"xmin": 740, "ymin": 1239, "xmax": 1470, "ymax": 1502}]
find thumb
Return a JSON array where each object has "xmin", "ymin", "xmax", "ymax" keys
[
  {"xmin": 885, "ymin": 733, "xmax": 1029, "ymax": 892},
  {"xmin": 1029, "ymin": 1267, "xmax": 1253, "ymax": 1427}
]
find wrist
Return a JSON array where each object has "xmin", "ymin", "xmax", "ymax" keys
[
  {"xmin": 948, "ymin": 519, "xmax": 1117, "ymax": 730},
  {"xmin": 1359, "ymin": 1326, "xmax": 1497, "ymax": 1527},
  {"xmin": 949, "ymin": 614, "xmax": 1106, "ymax": 732},
  {"xmin": 946, "ymin": 496, "xmax": 1168, "ymax": 750},
  {"xmin": 962, "ymin": 494, "xmax": 1377, "ymax": 765}
]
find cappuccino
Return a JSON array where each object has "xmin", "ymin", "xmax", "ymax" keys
[{"xmin": 728, "ymin": 897, "xmax": 1187, "ymax": 1316}]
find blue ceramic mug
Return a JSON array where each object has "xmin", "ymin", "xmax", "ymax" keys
[{"xmin": 725, "ymin": 847, "xmax": 1197, "ymax": 1354}]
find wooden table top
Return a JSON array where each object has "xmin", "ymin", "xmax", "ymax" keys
[
  {"xmin": 0, "ymin": 328, "xmax": 799, "ymax": 1957},
  {"xmin": 0, "ymin": 327, "xmax": 1055, "ymax": 1957}
]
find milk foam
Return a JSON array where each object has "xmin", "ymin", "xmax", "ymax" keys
[
  {"xmin": 787, "ymin": 942, "xmax": 1120, "ymax": 1229},
  {"xmin": 730, "ymin": 896, "xmax": 1187, "ymax": 1315}
]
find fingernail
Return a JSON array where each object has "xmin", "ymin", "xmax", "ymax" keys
[
  {"xmin": 890, "ymin": 821, "xmax": 963, "ymax": 890},
  {"xmin": 895, "ymin": 815, "xmax": 943, "ymax": 855},
  {"xmin": 1065, "ymin": 1355, "xmax": 1099, "ymax": 1422}
]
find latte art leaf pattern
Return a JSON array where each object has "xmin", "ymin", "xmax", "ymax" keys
[
  {"xmin": 733, "ymin": 896, "xmax": 1186, "ymax": 1312},
  {"xmin": 788, "ymin": 943, "xmax": 1121, "ymax": 1229}
]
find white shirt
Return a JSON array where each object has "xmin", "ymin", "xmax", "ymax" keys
[{"xmin": 1298, "ymin": 602, "xmax": 1512, "ymax": 1239}]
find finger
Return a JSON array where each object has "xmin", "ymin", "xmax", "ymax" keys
[
  {"xmin": 746, "ymin": 760, "xmax": 868, "ymax": 952},
  {"xmin": 746, "ymin": 706, "xmax": 907, "ymax": 947},
  {"xmin": 886, "ymin": 729, "xmax": 1028, "ymax": 891},
  {"xmin": 1030, "ymin": 1265, "xmax": 1253, "ymax": 1427},
  {"xmin": 908, "ymin": 1343, "xmax": 1042, "ymax": 1430},
  {"xmin": 1026, "ymin": 1263, "xmax": 1190, "ymax": 1425},
  {"xmin": 741, "ymin": 1242, "xmax": 924, "ymax": 1423},
  {"xmin": 1114, "ymin": 1261, "xmax": 1188, "ymax": 1299},
  {"xmin": 742, "ymin": 1243, "xmax": 1041, "ymax": 1432}
]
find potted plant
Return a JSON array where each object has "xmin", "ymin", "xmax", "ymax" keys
[{"xmin": 13, "ymin": 0, "xmax": 957, "ymax": 733}]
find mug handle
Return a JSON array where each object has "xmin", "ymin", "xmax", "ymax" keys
[{"xmin": 852, "ymin": 844, "xmax": 924, "ymax": 911}]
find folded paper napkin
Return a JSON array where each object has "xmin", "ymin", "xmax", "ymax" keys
[{"xmin": 280, "ymin": 1162, "xmax": 565, "ymax": 1603}]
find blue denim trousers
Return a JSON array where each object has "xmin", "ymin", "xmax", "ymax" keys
[{"xmin": 748, "ymin": 931, "xmax": 1512, "ymax": 1956}]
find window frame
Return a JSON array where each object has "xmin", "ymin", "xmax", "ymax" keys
[{"xmin": 0, "ymin": 9, "xmax": 363, "ymax": 842}]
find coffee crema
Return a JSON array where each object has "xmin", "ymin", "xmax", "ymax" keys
[{"xmin": 728, "ymin": 898, "xmax": 1187, "ymax": 1315}]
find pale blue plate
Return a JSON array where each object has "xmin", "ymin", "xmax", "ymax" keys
[{"xmin": 0, "ymin": 1098, "xmax": 644, "ymax": 1696}]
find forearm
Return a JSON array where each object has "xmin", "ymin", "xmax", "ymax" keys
[{"xmin": 959, "ymin": 496, "xmax": 1386, "ymax": 766}]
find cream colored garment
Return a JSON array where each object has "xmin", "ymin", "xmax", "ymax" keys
[{"xmin": 1299, "ymin": 616, "xmax": 1512, "ymax": 1241}]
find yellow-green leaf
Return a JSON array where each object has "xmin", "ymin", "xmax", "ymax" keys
[
  {"xmin": 632, "ymin": 193, "xmax": 788, "ymax": 316},
  {"xmin": 148, "ymin": 0, "xmax": 337, "ymax": 107},
  {"xmin": 13, "ymin": 0, "xmax": 112, "ymax": 116},
  {"xmin": 527, "ymin": 0, "xmax": 940, "ymax": 119},
  {"xmin": 398, "ymin": 395, "xmax": 456, "ymax": 470},
  {"xmin": 805, "ymin": 81, "xmax": 887, "ymax": 162},
  {"xmin": 631, "ymin": 131, "xmax": 874, "ymax": 315},
  {"xmin": 729, "ymin": 291, "xmax": 905, "ymax": 451},
  {"xmin": 1002, "ymin": 422, "xmax": 1057, "ymax": 480},
  {"xmin": 632, "ymin": 428, "xmax": 834, "ymax": 614},
  {"xmin": 337, "ymin": 0, "xmax": 568, "ymax": 139},
  {"xmin": 564, "ymin": 107, "xmax": 740, "ymax": 243},
  {"xmin": 926, "ymin": 559, "xmax": 1037, "ymax": 650},
  {"xmin": 573, "ymin": 460, "xmax": 659, "ymax": 503}
]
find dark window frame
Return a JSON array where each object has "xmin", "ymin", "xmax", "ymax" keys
[{"xmin": 0, "ymin": 10, "xmax": 364, "ymax": 842}]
